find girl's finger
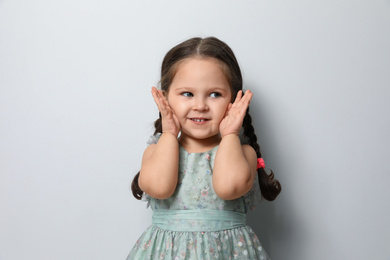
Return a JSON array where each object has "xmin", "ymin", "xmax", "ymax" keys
[
  {"xmin": 224, "ymin": 103, "xmax": 232, "ymax": 118},
  {"xmin": 239, "ymin": 90, "xmax": 252, "ymax": 107},
  {"xmin": 233, "ymin": 90, "xmax": 243, "ymax": 106},
  {"xmin": 151, "ymin": 88, "xmax": 162, "ymax": 108},
  {"xmin": 243, "ymin": 90, "xmax": 253, "ymax": 105},
  {"xmin": 161, "ymin": 92, "xmax": 170, "ymax": 107},
  {"xmin": 151, "ymin": 87, "xmax": 160, "ymax": 107},
  {"xmin": 152, "ymin": 87, "xmax": 168, "ymax": 114},
  {"xmin": 155, "ymin": 88, "xmax": 169, "ymax": 107}
]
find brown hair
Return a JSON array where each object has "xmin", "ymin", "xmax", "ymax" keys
[{"xmin": 131, "ymin": 37, "xmax": 281, "ymax": 201}]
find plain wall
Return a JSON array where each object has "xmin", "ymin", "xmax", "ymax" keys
[{"xmin": 1, "ymin": 1, "xmax": 389, "ymax": 259}]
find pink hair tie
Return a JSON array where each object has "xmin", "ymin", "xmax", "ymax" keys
[{"xmin": 257, "ymin": 158, "xmax": 265, "ymax": 170}]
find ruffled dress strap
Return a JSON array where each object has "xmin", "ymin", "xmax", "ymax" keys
[{"xmin": 146, "ymin": 133, "xmax": 162, "ymax": 145}]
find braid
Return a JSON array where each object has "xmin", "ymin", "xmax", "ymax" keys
[
  {"xmin": 131, "ymin": 114, "xmax": 163, "ymax": 200},
  {"xmin": 131, "ymin": 172, "xmax": 142, "ymax": 200},
  {"xmin": 243, "ymin": 109, "xmax": 281, "ymax": 201}
]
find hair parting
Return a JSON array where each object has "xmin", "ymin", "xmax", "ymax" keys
[{"xmin": 131, "ymin": 37, "xmax": 281, "ymax": 201}]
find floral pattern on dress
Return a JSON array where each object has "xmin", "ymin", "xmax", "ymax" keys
[{"xmin": 129, "ymin": 226, "xmax": 269, "ymax": 260}]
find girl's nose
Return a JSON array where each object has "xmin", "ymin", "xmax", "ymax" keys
[{"xmin": 193, "ymin": 98, "xmax": 208, "ymax": 111}]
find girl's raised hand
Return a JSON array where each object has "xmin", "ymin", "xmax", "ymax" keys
[
  {"xmin": 219, "ymin": 90, "xmax": 253, "ymax": 138},
  {"xmin": 151, "ymin": 87, "xmax": 181, "ymax": 137}
]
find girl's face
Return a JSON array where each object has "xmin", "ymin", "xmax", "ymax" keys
[{"xmin": 166, "ymin": 57, "xmax": 232, "ymax": 144}]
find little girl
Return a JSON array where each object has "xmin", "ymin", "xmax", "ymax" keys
[{"xmin": 128, "ymin": 37, "xmax": 281, "ymax": 260}]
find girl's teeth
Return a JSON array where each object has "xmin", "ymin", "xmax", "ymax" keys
[{"xmin": 192, "ymin": 119, "xmax": 205, "ymax": 122}]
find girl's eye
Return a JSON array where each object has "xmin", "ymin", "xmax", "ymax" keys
[
  {"xmin": 182, "ymin": 92, "xmax": 193, "ymax": 97},
  {"xmin": 210, "ymin": 92, "xmax": 221, "ymax": 98}
]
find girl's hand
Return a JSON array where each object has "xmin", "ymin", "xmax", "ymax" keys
[
  {"xmin": 219, "ymin": 90, "xmax": 253, "ymax": 138},
  {"xmin": 151, "ymin": 87, "xmax": 181, "ymax": 137}
]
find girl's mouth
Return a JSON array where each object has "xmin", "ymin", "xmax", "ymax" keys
[
  {"xmin": 189, "ymin": 118, "xmax": 209, "ymax": 124},
  {"xmin": 191, "ymin": 118, "xmax": 207, "ymax": 122}
]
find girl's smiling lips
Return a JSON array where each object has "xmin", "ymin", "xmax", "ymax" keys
[{"xmin": 189, "ymin": 117, "xmax": 209, "ymax": 125}]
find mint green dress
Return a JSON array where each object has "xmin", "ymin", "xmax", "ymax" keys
[{"xmin": 127, "ymin": 135, "xmax": 270, "ymax": 260}]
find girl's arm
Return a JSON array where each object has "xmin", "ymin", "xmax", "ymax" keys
[
  {"xmin": 213, "ymin": 136, "xmax": 257, "ymax": 200},
  {"xmin": 139, "ymin": 87, "xmax": 181, "ymax": 199},
  {"xmin": 139, "ymin": 132, "xmax": 179, "ymax": 199},
  {"xmin": 213, "ymin": 90, "xmax": 257, "ymax": 200}
]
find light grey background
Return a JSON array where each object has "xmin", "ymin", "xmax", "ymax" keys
[{"xmin": 1, "ymin": 1, "xmax": 389, "ymax": 259}]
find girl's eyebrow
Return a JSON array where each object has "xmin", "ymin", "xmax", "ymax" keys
[
  {"xmin": 211, "ymin": 87, "xmax": 229, "ymax": 92},
  {"xmin": 172, "ymin": 86, "xmax": 228, "ymax": 92},
  {"xmin": 172, "ymin": 87, "xmax": 191, "ymax": 92}
]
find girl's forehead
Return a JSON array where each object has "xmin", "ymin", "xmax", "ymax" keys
[
  {"xmin": 169, "ymin": 57, "xmax": 232, "ymax": 88},
  {"xmin": 170, "ymin": 59, "xmax": 229, "ymax": 87}
]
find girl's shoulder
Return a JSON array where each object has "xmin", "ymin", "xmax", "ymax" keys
[
  {"xmin": 142, "ymin": 143, "xmax": 156, "ymax": 159},
  {"xmin": 141, "ymin": 134, "xmax": 161, "ymax": 161}
]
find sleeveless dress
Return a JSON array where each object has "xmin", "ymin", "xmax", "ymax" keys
[{"xmin": 127, "ymin": 135, "xmax": 270, "ymax": 260}]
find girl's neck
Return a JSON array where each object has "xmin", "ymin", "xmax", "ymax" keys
[{"xmin": 178, "ymin": 134, "xmax": 221, "ymax": 153}]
